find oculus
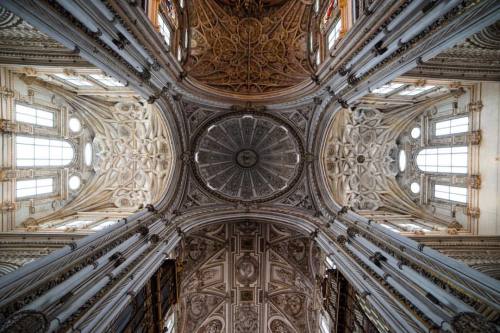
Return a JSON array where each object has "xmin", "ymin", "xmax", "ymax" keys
[{"xmin": 68, "ymin": 175, "xmax": 81, "ymax": 190}]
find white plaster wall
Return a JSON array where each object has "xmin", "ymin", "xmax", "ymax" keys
[{"xmin": 478, "ymin": 82, "xmax": 500, "ymax": 235}]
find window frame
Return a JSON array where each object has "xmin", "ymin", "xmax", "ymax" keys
[
  {"xmin": 89, "ymin": 74, "xmax": 125, "ymax": 87},
  {"xmin": 372, "ymin": 82, "xmax": 406, "ymax": 95},
  {"xmin": 15, "ymin": 135, "xmax": 76, "ymax": 168},
  {"xmin": 415, "ymin": 146, "xmax": 468, "ymax": 174},
  {"xmin": 53, "ymin": 73, "xmax": 93, "ymax": 87},
  {"xmin": 15, "ymin": 103, "xmax": 55, "ymax": 128},
  {"xmin": 433, "ymin": 184, "xmax": 467, "ymax": 204},
  {"xmin": 157, "ymin": 12, "xmax": 172, "ymax": 46},
  {"xmin": 16, "ymin": 177, "xmax": 55, "ymax": 199},
  {"xmin": 327, "ymin": 17, "xmax": 342, "ymax": 50},
  {"xmin": 434, "ymin": 116, "xmax": 469, "ymax": 137},
  {"xmin": 398, "ymin": 85, "xmax": 436, "ymax": 96}
]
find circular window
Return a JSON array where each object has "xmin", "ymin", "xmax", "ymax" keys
[
  {"xmin": 69, "ymin": 117, "xmax": 82, "ymax": 132},
  {"xmin": 411, "ymin": 127, "xmax": 421, "ymax": 139},
  {"xmin": 398, "ymin": 150, "xmax": 407, "ymax": 171},
  {"xmin": 69, "ymin": 175, "xmax": 81, "ymax": 190},
  {"xmin": 84, "ymin": 143, "xmax": 92, "ymax": 166},
  {"xmin": 410, "ymin": 182, "xmax": 421, "ymax": 193}
]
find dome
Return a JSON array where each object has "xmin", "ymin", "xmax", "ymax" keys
[{"xmin": 193, "ymin": 112, "xmax": 303, "ymax": 202}]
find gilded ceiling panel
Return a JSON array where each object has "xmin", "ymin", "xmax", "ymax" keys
[{"xmin": 185, "ymin": 0, "xmax": 313, "ymax": 95}]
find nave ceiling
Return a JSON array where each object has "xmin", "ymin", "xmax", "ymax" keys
[{"xmin": 175, "ymin": 221, "xmax": 323, "ymax": 333}]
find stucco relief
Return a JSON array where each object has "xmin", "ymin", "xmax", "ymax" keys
[
  {"xmin": 192, "ymin": 112, "xmax": 304, "ymax": 203},
  {"xmin": 92, "ymin": 102, "xmax": 172, "ymax": 209},
  {"xmin": 176, "ymin": 222, "xmax": 322, "ymax": 333},
  {"xmin": 199, "ymin": 319, "xmax": 224, "ymax": 333},
  {"xmin": 185, "ymin": 0, "xmax": 313, "ymax": 95},
  {"xmin": 323, "ymin": 108, "xmax": 398, "ymax": 210},
  {"xmin": 234, "ymin": 304, "xmax": 259, "ymax": 333},
  {"xmin": 13, "ymin": 78, "xmax": 175, "ymax": 225},
  {"xmin": 269, "ymin": 318, "xmax": 295, "ymax": 333}
]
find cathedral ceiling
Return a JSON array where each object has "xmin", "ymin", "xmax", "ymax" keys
[
  {"xmin": 176, "ymin": 221, "xmax": 323, "ymax": 333},
  {"xmin": 184, "ymin": 0, "xmax": 314, "ymax": 97},
  {"xmin": 176, "ymin": 99, "xmax": 321, "ymax": 216}
]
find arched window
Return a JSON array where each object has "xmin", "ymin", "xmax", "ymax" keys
[
  {"xmin": 327, "ymin": 18, "xmax": 342, "ymax": 49},
  {"xmin": 416, "ymin": 146, "xmax": 467, "ymax": 174},
  {"xmin": 16, "ymin": 136, "xmax": 74, "ymax": 167}
]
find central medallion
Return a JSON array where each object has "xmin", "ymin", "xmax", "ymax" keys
[
  {"xmin": 193, "ymin": 112, "xmax": 303, "ymax": 202},
  {"xmin": 236, "ymin": 149, "xmax": 258, "ymax": 168}
]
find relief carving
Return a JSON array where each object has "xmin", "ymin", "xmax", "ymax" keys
[
  {"xmin": 185, "ymin": 0, "xmax": 313, "ymax": 94},
  {"xmin": 234, "ymin": 304, "xmax": 258, "ymax": 333}
]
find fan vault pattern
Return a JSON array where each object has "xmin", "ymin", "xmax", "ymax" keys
[
  {"xmin": 192, "ymin": 112, "xmax": 304, "ymax": 202},
  {"xmin": 176, "ymin": 222, "xmax": 322, "ymax": 333},
  {"xmin": 185, "ymin": 0, "xmax": 313, "ymax": 94}
]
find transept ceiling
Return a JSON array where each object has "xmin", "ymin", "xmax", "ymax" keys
[{"xmin": 184, "ymin": 0, "xmax": 314, "ymax": 96}]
